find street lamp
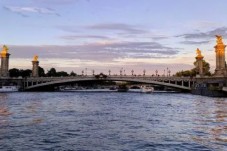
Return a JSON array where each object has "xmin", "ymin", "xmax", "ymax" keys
[
  {"xmin": 143, "ymin": 69, "xmax": 146, "ymax": 76},
  {"xmin": 168, "ymin": 70, "xmax": 171, "ymax": 76},
  {"xmin": 82, "ymin": 70, "xmax": 84, "ymax": 76},
  {"xmin": 92, "ymin": 70, "xmax": 95, "ymax": 76},
  {"xmin": 108, "ymin": 69, "xmax": 111, "ymax": 76},
  {"xmin": 131, "ymin": 69, "xmax": 134, "ymax": 76},
  {"xmin": 155, "ymin": 70, "xmax": 158, "ymax": 76},
  {"xmin": 120, "ymin": 69, "xmax": 122, "ymax": 76}
]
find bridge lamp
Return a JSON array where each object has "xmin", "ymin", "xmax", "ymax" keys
[
  {"xmin": 92, "ymin": 70, "xmax": 95, "ymax": 76},
  {"xmin": 108, "ymin": 70, "xmax": 111, "ymax": 76},
  {"xmin": 168, "ymin": 70, "xmax": 171, "ymax": 76},
  {"xmin": 143, "ymin": 69, "xmax": 146, "ymax": 76},
  {"xmin": 131, "ymin": 70, "xmax": 134, "ymax": 76},
  {"xmin": 82, "ymin": 70, "xmax": 84, "ymax": 76},
  {"xmin": 155, "ymin": 70, "xmax": 158, "ymax": 76}
]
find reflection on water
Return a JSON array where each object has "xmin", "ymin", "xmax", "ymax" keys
[
  {"xmin": 0, "ymin": 94, "xmax": 11, "ymax": 117},
  {"xmin": 212, "ymin": 99, "xmax": 227, "ymax": 144},
  {"xmin": 192, "ymin": 97, "xmax": 227, "ymax": 150},
  {"xmin": 0, "ymin": 92, "xmax": 226, "ymax": 150}
]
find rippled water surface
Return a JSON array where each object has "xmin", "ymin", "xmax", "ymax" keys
[{"xmin": 0, "ymin": 92, "xmax": 227, "ymax": 150}]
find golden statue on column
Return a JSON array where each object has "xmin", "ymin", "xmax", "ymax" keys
[
  {"xmin": 33, "ymin": 55, "xmax": 38, "ymax": 61},
  {"xmin": 216, "ymin": 35, "xmax": 223, "ymax": 45},
  {"xmin": 196, "ymin": 48, "xmax": 203, "ymax": 59},
  {"xmin": 214, "ymin": 35, "xmax": 227, "ymax": 76},
  {"xmin": 32, "ymin": 55, "xmax": 39, "ymax": 77},
  {"xmin": 1, "ymin": 45, "xmax": 9, "ymax": 58},
  {"xmin": 195, "ymin": 48, "xmax": 204, "ymax": 77}
]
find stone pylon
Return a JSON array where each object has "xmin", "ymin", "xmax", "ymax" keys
[
  {"xmin": 214, "ymin": 35, "xmax": 226, "ymax": 76},
  {"xmin": 32, "ymin": 55, "xmax": 39, "ymax": 77},
  {"xmin": 195, "ymin": 48, "xmax": 204, "ymax": 77},
  {"xmin": 0, "ymin": 45, "xmax": 10, "ymax": 77}
]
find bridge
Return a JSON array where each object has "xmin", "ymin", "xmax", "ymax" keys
[
  {"xmin": 23, "ymin": 75, "xmax": 195, "ymax": 91},
  {"xmin": 1, "ymin": 36, "xmax": 227, "ymax": 96}
]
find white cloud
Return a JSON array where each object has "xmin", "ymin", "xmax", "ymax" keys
[{"xmin": 4, "ymin": 6, "xmax": 60, "ymax": 16}]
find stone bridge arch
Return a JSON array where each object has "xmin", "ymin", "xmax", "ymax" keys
[{"xmin": 24, "ymin": 76, "xmax": 194, "ymax": 91}]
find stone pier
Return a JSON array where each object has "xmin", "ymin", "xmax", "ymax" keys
[
  {"xmin": 32, "ymin": 55, "xmax": 39, "ymax": 77},
  {"xmin": 195, "ymin": 48, "xmax": 204, "ymax": 77},
  {"xmin": 0, "ymin": 45, "xmax": 10, "ymax": 77},
  {"xmin": 214, "ymin": 35, "xmax": 226, "ymax": 76}
]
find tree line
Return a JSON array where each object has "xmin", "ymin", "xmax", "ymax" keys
[
  {"xmin": 9, "ymin": 67, "xmax": 77, "ymax": 77},
  {"xmin": 175, "ymin": 60, "xmax": 211, "ymax": 77}
]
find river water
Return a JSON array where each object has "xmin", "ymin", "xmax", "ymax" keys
[{"xmin": 0, "ymin": 92, "xmax": 226, "ymax": 151}]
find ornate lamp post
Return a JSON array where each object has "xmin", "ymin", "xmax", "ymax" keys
[
  {"xmin": 92, "ymin": 70, "xmax": 95, "ymax": 76},
  {"xmin": 155, "ymin": 70, "xmax": 158, "ymax": 76},
  {"xmin": 131, "ymin": 70, "xmax": 134, "ymax": 76},
  {"xmin": 82, "ymin": 70, "xmax": 84, "ymax": 76},
  {"xmin": 108, "ymin": 69, "xmax": 111, "ymax": 76},
  {"xmin": 120, "ymin": 69, "xmax": 122, "ymax": 76},
  {"xmin": 163, "ymin": 69, "xmax": 165, "ymax": 77},
  {"xmin": 143, "ymin": 69, "xmax": 146, "ymax": 76},
  {"xmin": 168, "ymin": 70, "xmax": 171, "ymax": 76}
]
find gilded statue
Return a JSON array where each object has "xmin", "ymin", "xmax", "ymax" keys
[
  {"xmin": 1, "ymin": 45, "xmax": 9, "ymax": 57},
  {"xmin": 33, "ymin": 55, "xmax": 38, "ymax": 61},
  {"xmin": 196, "ymin": 48, "xmax": 203, "ymax": 58},
  {"xmin": 2, "ymin": 45, "xmax": 8, "ymax": 53},
  {"xmin": 216, "ymin": 35, "xmax": 223, "ymax": 44}
]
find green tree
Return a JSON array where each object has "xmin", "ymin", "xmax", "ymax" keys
[
  {"xmin": 56, "ymin": 71, "xmax": 69, "ymax": 77},
  {"xmin": 175, "ymin": 60, "xmax": 211, "ymax": 77},
  {"xmin": 70, "ymin": 71, "xmax": 76, "ymax": 76},
  {"xmin": 38, "ymin": 66, "xmax": 45, "ymax": 77},
  {"xmin": 197, "ymin": 60, "xmax": 211, "ymax": 76},
  {"xmin": 46, "ymin": 68, "xmax": 57, "ymax": 77},
  {"xmin": 9, "ymin": 68, "xmax": 20, "ymax": 77},
  {"xmin": 20, "ymin": 69, "xmax": 32, "ymax": 77}
]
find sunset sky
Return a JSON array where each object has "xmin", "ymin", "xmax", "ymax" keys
[{"xmin": 1, "ymin": 0, "xmax": 227, "ymax": 75}]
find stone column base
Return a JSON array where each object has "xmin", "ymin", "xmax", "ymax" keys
[{"xmin": 214, "ymin": 69, "xmax": 227, "ymax": 77}]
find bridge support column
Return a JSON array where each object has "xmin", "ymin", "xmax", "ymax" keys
[
  {"xmin": 214, "ymin": 35, "xmax": 227, "ymax": 77},
  {"xmin": 32, "ymin": 55, "xmax": 39, "ymax": 77},
  {"xmin": 0, "ymin": 45, "xmax": 10, "ymax": 77},
  {"xmin": 195, "ymin": 48, "xmax": 204, "ymax": 77}
]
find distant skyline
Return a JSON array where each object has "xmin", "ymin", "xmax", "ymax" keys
[{"xmin": 1, "ymin": 0, "xmax": 227, "ymax": 75}]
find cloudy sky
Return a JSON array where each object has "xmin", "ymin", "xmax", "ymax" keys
[{"xmin": 1, "ymin": 0, "xmax": 227, "ymax": 75}]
